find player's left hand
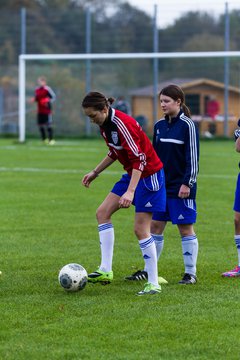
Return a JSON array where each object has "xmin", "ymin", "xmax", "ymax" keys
[
  {"xmin": 40, "ymin": 97, "xmax": 50, "ymax": 107},
  {"xmin": 178, "ymin": 184, "xmax": 190, "ymax": 199}
]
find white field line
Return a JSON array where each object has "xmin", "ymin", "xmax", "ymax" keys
[
  {"xmin": 0, "ymin": 145, "xmax": 236, "ymax": 157},
  {"xmin": 0, "ymin": 167, "xmax": 120, "ymax": 175},
  {"xmin": 0, "ymin": 166, "xmax": 236, "ymax": 179},
  {"xmin": 0, "ymin": 145, "xmax": 100, "ymax": 152}
]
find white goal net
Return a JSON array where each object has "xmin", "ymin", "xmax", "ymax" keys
[{"xmin": 19, "ymin": 51, "xmax": 240, "ymax": 142}]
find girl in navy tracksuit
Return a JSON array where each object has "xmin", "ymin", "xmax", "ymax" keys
[{"xmin": 151, "ymin": 84, "xmax": 199, "ymax": 284}]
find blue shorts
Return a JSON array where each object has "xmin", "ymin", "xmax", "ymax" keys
[
  {"xmin": 233, "ymin": 173, "xmax": 240, "ymax": 212},
  {"xmin": 152, "ymin": 198, "xmax": 197, "ymax": 224},
  {"xmin": 111, "ymin": 169, "xmax": 166, "ymax": 213}
]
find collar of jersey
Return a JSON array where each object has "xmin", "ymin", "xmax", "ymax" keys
[{"xmin": 165, "ymin": 109, "xmax": 183, "ymax": 124}]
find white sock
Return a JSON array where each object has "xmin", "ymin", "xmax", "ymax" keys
[
  {"xmin": 234, "ymin": 235, "xmax": 240, "ymax": 266},
  {"xmin": 98, "ymin": 223, "xmax": 114, "ymax": 272},
  {"xmin": 181, "ymin": 235, "xmax": 198, "ymax": 276},
  {"xmin": 139, "ymin": 237, "xmax": 159, "ymax": 287},
  {"xmin": 152, "ymin": 233, "xmax": 164, "ymax": 260}
]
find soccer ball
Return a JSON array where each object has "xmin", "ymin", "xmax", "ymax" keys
[{"xmin": 58, "ymin": 263, "xmax": 88, "ymax": 292}]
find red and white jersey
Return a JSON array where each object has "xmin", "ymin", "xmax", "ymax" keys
[
  {"xmin": 34, "ymin": 85, "xmax": 56, "ymax": 115},
  {"xmin": 100, "ymin": 108, "xmax": 163, "ymax": 178}
]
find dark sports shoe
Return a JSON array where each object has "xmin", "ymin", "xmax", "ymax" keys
[
  {"xmin": 179, "ymin": 273, "xmax": 197, "ymax": 284},
  {"xmin": 125, "ymin": 270, "xmax": 148, "ymax": 281}
]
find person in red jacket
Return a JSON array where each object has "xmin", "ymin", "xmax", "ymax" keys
[
  {"xmin": 81, "ymin": 91, "xmax": 166, "ymax": 295},
  {"xmin": 33, "ymin": 76, "xmax": 56, "ymax": 144},
  {"xmin": 206, "ymin": 96, "xmax": 220, "ymax": 120}
]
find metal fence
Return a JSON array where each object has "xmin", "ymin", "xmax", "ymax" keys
[{"xmin": 1, "ymin": 2, "xmax": 240, "ymax": 139}]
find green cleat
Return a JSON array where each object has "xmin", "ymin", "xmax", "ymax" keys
[
  {"xmin": 137, "ymin": 282, "xmax": 161, "ymax": 296},
  {"xmin": 88, "ymin": 269, "xmax": 113, "ymax": 285}
]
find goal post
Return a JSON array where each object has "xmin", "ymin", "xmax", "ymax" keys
[{"xmin": 19, "ymin": 51, "xmax": 240, "ymax": 142}]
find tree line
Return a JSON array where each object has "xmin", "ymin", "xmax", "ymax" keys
[{"xmin": 1, "ymin": 0, "xmax": 240, "ymax": 87}]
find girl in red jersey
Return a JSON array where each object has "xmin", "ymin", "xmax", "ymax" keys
[{"xmin": 81, "ymin": 91, "xmax": 166, "ymax": 295}]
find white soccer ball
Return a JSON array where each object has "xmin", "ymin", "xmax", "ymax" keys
[{"xmin": 58, "ymin": 263, "xmax": 88, "ymax": 292}]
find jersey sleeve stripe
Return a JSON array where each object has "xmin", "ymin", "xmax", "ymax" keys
[
  {"xmin": 45, "ymin": 86, "xmax": 56, "ymax": 102},
  {"xmin": 112, "ymin": 116, "xmax": 139, "ymax": 154}
]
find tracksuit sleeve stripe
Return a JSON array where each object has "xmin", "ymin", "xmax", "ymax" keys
[{"xmin": 182, "ymin": 115, "xmax": 198, "ymax": 186}]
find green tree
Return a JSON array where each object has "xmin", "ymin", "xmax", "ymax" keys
[
  {"xmin": 219, "ymin": 10, "xmax": 240, "ymax": 50},
  {"xmin": 159, "ymin": 11, "xmax": 219, "ymax": 52}
]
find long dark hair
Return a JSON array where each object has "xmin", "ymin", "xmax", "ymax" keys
[
  {"xmin": 159, "ymin": 84, "xmax": 191, "ymax": 118},
  {"xmin": 82, "ymin": 91, "xmax": 115, "ymax": 110}
]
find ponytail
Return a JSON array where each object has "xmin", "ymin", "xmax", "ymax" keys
[{"xmin": 182, "ymin": 103, "xmax": 191, "ymax": 118}]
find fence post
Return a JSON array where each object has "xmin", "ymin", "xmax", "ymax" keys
[
  {"xmin": 153, "ymin": 4, "xmax": 159, "ymax": 125},
  {"xmin": 85, "ymin": 7, "xmax": 92, "ymax": 136},
  {"xmin": 224, "ymin": 2, "xmax": 229, "ymax": 137},
  {"xmin": 21, "ymin": 7, "xmax": 26, "ymax": 54},
  {"xmin": 0, "ymin": 88, "xmax": 3, "ymax": 133}
]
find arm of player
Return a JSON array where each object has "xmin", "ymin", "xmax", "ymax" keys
[
  {"xmin": 234, "ymin": 127, "xmax": 240, "ymax": 152},
  {"xmin": 183, "ymin": 124, "xmax": 199, "ymax": 189},
  {"xmin": 236, "ymin": 136, "xmax": 240, "ymax": 153},
  {"xmin": 46, "ymin": 86, "xmax": 56, "ymax": 103},
  {"xmin": 82, "ymin": 155, "xmax": 115, "ymax": 188},
  {"xmin": 118, "ymin": 120, "xmax": 147, "ymax": 172},
  {"xmin": 119, "ymin": 168, "xmax": 142, "ymax": 208},
  {"xmin": 234, "ymin": 129, "xmax": 240, "ymax": 140}
]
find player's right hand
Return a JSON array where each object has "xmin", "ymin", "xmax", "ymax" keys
[{"xmin": 82, "ymin": 171, "xmax": 97, "ymax": 188}]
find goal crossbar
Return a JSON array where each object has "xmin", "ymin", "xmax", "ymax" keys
[{"xmin": 19, "ymin": 51, "xmax": 240, "ymax": 142}]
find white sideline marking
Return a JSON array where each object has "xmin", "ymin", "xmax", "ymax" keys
[
  {"xmin": 0, "ymin": 145, "xmax": 99, "ymax": 152},
  {"xmin": 0, "ymin": 167, "xmax": 121, "ymax": 175},
  {"xmin": 0, "ymin": 166, "xmax": 236, "ymax": 178}
]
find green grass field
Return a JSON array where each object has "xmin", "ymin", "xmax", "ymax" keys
[{"xmin": 0, "ymin": 137, "xmax": 239, "ymax": 360}]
